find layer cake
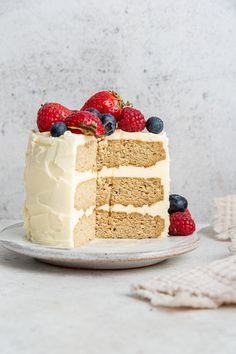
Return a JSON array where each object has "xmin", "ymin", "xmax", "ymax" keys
[{"xmin": 24, "ymin": 129, "xmax": 170, "ymax": 248}]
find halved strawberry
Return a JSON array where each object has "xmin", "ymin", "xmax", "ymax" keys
[
  {"xmin": 81, "ymin": 90, "xmax": 130, "ymax": 121},
  {"xmin": 65, "ymin": 111, "xmax": 105, "ymax": 137}
]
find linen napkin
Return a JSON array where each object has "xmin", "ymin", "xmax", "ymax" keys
[
  {"xmin": 213, "ymin": 195, "xmax": 236, "ymax": 241},
  {"xmin": 132, "ymin": 255, "xmax": 236, "ymax": 309}
]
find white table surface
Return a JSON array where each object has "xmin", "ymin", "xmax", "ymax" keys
[{"xmin": 0, "ymin": 220, "xmax": 235, "ymax": 354}]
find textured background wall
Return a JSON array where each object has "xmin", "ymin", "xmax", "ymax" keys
[{"xmin": 0, "ymin": 0, "xmax": 236, "ymax": 222}]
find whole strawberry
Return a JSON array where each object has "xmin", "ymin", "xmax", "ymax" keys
[
  {"xmin": 37, "ymin": 103, "xmax": 72, "ymax": 132},
  {"xmin": 81, "ymin": 91, "xmax": 127, "ymax": 121},
  {"xmin": 118, "ymin": 107, "xmax": 146, "ymax": 132},
  {"xmin": 65, "ymin": 111, "xmax": 105, "ymax": 137},
  {"xmin": 169, "ymin": 212, "xmax": 196, "ymax": 236}
]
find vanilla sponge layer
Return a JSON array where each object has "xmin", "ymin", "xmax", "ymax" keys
[
  {"xmin": 96, "ymin": 177, "xmax": 164, "ymax": 207},
  {"xmin": 96, "ymin": 210, "xmax": 165, "ymax": 239}
]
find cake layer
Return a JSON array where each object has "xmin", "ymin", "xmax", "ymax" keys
[
  {"xmin": 76, "ymin": 140, "xmax": 97, "ymax": 172},
  {"xmin": 75, "ymin": 179, "xmax": 96, "ymax": 211},
  {"xmin": 97, "ymin": 140, "xmax": 166, "ymax": 170},
  {"xmin": 96, "ymin": 210, "xmax": 165, "ymax": 239},
  {"xmin": 96, "ymin": 177, "xmax": 163, "ymax": 207},
  {"xmin": 74, "ymin": 213, "xmax": 96, "ymax": 247}
]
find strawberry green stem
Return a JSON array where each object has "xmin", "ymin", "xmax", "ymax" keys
[{"xmin": 109, "ymin": 91, "xmax": 133, "ymax": 109}]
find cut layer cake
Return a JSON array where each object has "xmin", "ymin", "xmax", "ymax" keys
[
  {"xmin": 24, "ymin": 129, "xmax": 170, "ymax": 248},
  {"xmin": 23, "ymin": 90, "xmax": 195, "ymax": 249}
]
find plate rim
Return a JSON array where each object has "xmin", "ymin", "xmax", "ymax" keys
[{"xmin": 0, "ymin": 222, "xmax": 200, "ymax": 263}]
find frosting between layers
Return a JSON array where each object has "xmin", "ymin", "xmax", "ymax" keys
[
  {"xmin": 106, "ymin": 130, "xmax": 167, "ymax": 141},
  {"xmin": 75, "ymin": 170, "xmax": 96, "ymax": 184},
  {"xmin": 98, "ymin": 202, "xmax": 168, "ymax": 218},
  {"xmin": 99, "ymin": 159, "xmax": 168, "ymax": 178}
]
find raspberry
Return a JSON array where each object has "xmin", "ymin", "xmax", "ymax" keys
[
  {"xmin": 118, "ymin": 107, "xmax": 146, "ymax": 132},
  {"xmin": 65, "ymin": 111, "xmax": 105, "ymax": 137},
  {"xmin": 182, "ymin": 209, "xmax": 192, "ymax": 218},
  {"xmin": 169, "ymin": 212, "xmax": 196, "ymax": 236}
]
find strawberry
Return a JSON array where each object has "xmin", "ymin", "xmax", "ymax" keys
[
  {"xmin": 118, "ymin": 107, "xmax": 146, "ymax": 132},
  {"xmin": 81, "ymin": 91, "xmax": 129, "ymax": 121},
  {"xmin": 37, "ymin": 103, "xmax": 72, "ymax": 132},
  {"xmin": 169, "ymin": 212, "xmax": 196, "ymax": 236},
  {"xmin": 65, "ymin": 111, "xmax": 105, "ymax": 137}
]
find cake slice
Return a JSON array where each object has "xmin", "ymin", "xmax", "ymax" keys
[
  {"xmin": 24, "ymin": 92, "xmax": 171, "ymax": 248},
  {"xmin": 24, "ymin": 129, "xmax": 169, "ymax": 248},
  {"xmin": 96, "ymin": 130, "xmax": 169, "ymax": 239}
]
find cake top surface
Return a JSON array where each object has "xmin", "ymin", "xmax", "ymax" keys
[{"xmin": 32, "ymin": 129, "xmax": 168, "ymax": 144}]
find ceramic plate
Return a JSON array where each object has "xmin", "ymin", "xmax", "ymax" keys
[{"xmin": 0, "ymin": 222, "xmax": 200, "ymax": 269}]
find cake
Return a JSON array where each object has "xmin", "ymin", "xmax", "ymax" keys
[
  {"xmin": 24, "ymin": 129, "xmax": 169, "ymax": 248},
  {"xmin": 23, "ymin": 90, "xmax": 173, "ymax": 248}
]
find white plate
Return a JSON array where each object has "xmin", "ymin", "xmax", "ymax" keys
[{"xmin": 0, "ymin": 223, "xmax": 200, "ymax": 269}]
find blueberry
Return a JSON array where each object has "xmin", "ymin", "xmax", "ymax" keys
[
  {"xmin": 146, "ymin": 116, "xmax": 164, "ymax": 134},
  {"xmin": 169, "ymin": 194, "xmax": 188, "ymax": 214},
  {"xmin": 50, "ymin": 122, "xmax": 67, "ymax": 137},
  {"xmin": 85, "ymin": 107, "xmax": 102, "ymax": 118},
  {"xmin": 100, "ymin": 114, "xmax": 117, "ymax": 136}
]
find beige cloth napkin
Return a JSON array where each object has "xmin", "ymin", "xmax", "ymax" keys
[
  {"xmin": 213, "ymin": 195, "xmax": 236, "ymax": 241},
  {"xmin": 132, "ymin": 255, "xmax": 236, "ymax": 309}
]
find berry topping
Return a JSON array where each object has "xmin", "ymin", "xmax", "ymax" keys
[
  {"xmin": 146, "ymin": 116, "xmax": 164, "ymax": 134},
  {"xmin": 100, "ymin": 114, "xmax": 117, "ymax": 136},
  {"xmin": 169, "ymin": 212, "xmax": 196, "ymax": 236},
  {"xmin": 50, "ymin": 122, "xmax": 67, "ymax": 137},
  {"xmin": 118, "ymin": 107, "xmax": 146, "ymax": 132},
  {"xmin": 65, "ymin": 111, "xmax": 105, "ymax": 137},
  {"xmin": 37, "ymin": 103, "xmax": 72, "ymax": 132},
  {"xmin": 169, "ymin": 194, "xmax": 188, "ymax": 214},
  {"xmin": 81, "ymin": 91, "xmax": 129, "ymax": 121},
  {"xmin": 85, "ymin": 107, "xmax": 102, "ymax": 118},
  {"xmin": 182, "ymin": 209, "xmax": 192, "ymax": 218}
]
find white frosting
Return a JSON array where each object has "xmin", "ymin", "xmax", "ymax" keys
[
  {"xmin": 75, "ymin": 205, "xmax": 95, "ymax": 219},
  {"xmin": 75, "ymin": 170, "xmax": 96, "ymax": 184},
  {"xmin": 98, "ymin": 202, "xmax": 167, "ymax": 217},
  {"xmin": 24, "ymin": 129, "xmax": 170, "ymax": 247},
  {"xmin": 24, "ymin": 131, "xmax": 96, "ymax": 248},
  {"xmin": 106, "ymin": 129, "xmax": 167, "ymax": 141}
]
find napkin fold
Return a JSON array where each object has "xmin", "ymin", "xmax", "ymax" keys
[{"xmin": 132, "ymin": 255, "xmax": 236, "ymax": 309}]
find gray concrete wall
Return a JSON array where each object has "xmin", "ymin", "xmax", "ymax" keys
[{"xmin": 0, "ymin": 0, "xmax": 236, "ymax": 222}]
